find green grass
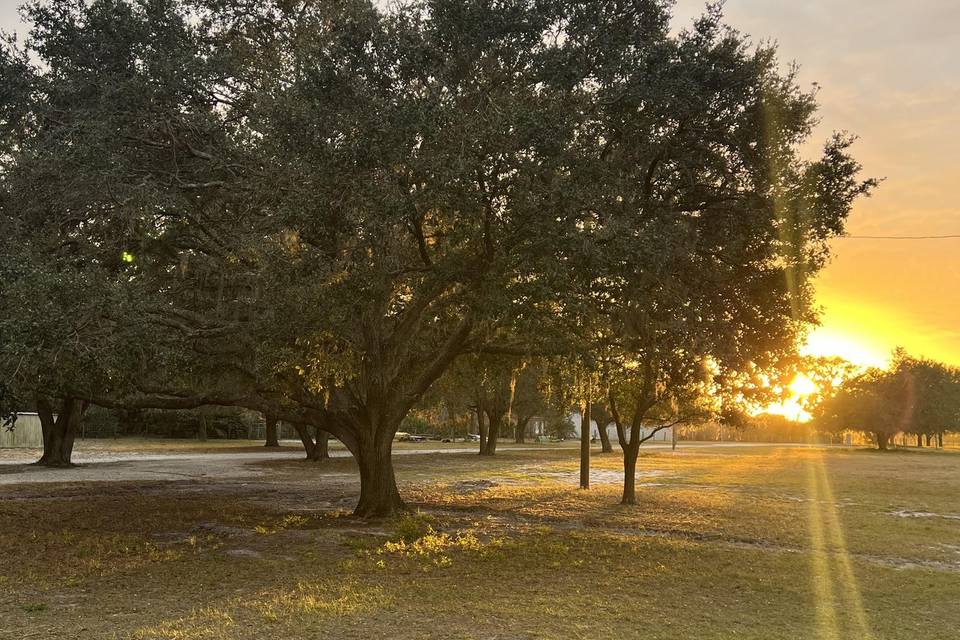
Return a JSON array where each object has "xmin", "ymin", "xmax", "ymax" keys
[{"xmin": 1, "ymin": 445, "xmax": 958, "ymax": 639}]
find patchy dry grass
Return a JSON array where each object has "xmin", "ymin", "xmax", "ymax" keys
[{"xmin": 1, "ymin": 445, "xmax": 959, "ymax": 639}]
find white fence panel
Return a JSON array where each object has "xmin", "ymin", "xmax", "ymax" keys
[{"xmin": 0, "ymin": 413, "xmax": 44, "ymax": 448}]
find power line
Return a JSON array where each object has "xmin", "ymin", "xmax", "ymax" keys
[{"xmin": 839, "ymin": 234, "xmax": 960, "ymax": 240}]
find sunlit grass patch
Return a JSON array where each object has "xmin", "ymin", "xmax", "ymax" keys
[
  {"xmin": 376, "ymin": 526, "xmax": 500, "ymax": 568},
  {"xmin": 134, "ymin": 609, "xmax": 235, "ymax": 640},
  {"xmin": 252, "ymin": 513, "xmax": 313, "ymax": 535},
  {"xmin": 408, "ymin": 479, "xmax": 733, "ymax": 539},
  {"xmin": 340, "ymin": 511, "xmax": 507, "ymax": 570},
  {"xmin": 134, "ymin": 580, "xmax": 391, "ymax": 639},
  {"xmin": 251, "ymin": 580, "xmax": 392, "ymax": 619}
]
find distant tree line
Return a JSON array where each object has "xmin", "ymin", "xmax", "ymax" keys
[{"xmin": 814, "ymin": 351, "xmax": 960, "ymax": 450}]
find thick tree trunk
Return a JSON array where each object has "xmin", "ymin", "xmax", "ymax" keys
[
  {"xmin": 353, "ymin": 435, "xmax": 405, "ymax": 518},
  {"xmin": 293, "ymin": 423, "xmax": 316, "ymax": 460},
  {"xmin": 481, "ymin": 411, "xmax": 504, "ymax": 456},
  {"xmin": 597, "ymin": 420, "xmax": 612, "ymax": 453},
  {"xmin": 35, "ymin": 397, "xmax": 83, "ymax": 467},
  {"xmin": 264, "ymin": 415, "xmax": 280, "ymax": 447},
  {"xmin": 876, "ymin": 432, "xmax": 889, "ymax": 451},
  {"xmin": 514, "ymin": 416, "xmax": 531, "ymax": 444},
  {"xmin": 315, "ymin": 429, "xmax": 330, "ymax": 460},
  {"xmin": 37, "ymin": 397, "xmax": 55, "ymax": 464},
  {"xmin": 621, "ymin": 446, "xmax": 639, "ymax": 505}
]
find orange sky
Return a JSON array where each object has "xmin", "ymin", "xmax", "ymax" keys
[
  {"xmin": 3, "ymin": 1, "xmax": 958, "ymax": 367},
  {"xmin": 673, "ymin": 0, "xmax": 960, "ymax": 368}
]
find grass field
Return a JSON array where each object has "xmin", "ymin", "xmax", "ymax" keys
[{"xmin": 1, "ymin": 443, "xmax": 959, "ymax": 639}]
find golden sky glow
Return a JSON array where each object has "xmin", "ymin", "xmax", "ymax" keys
[
  {"xmin": 802, "ymin": 325, "xmax": 890, "ymax": 370},
  {"xmin": 671, "ymin": 0, "xmax": 960, "ymax": 368}
]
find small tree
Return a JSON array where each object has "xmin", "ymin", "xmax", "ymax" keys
[{"xmin": 608, "ymin": 360, "xmax": 717, "ymax": 503}]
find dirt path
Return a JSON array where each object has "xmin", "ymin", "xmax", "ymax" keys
[
  {"xmin": 0, "ymin": 441, "xmax": 810, "ymax": 486},
  {"xmin": 0, "ymin": 446, "xmax": 544, "ymax": 485}
]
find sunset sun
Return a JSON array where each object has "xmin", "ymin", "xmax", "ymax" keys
[{"xmin": 764, "ymin": 373, "xmax": 820, "ymax": 423}]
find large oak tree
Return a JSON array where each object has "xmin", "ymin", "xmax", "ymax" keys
[{"xmin": 1, "ymin": 0, "xmax": 872, "ymax": 514}]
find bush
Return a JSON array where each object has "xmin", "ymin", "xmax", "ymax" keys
[{"xmin": 391, "ymin": 512, "xmax": 438, "ymax": 543}]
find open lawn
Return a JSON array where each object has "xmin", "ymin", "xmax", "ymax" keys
[{"xmin": 1, "ymin": 444, "xmax": 959, "ymax": 639}]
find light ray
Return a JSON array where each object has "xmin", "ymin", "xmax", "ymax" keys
[
  {"xmin": 805, "ymin": 451, "xmax": 874, "ymax": 639},
  {"xmin": 806, "ymin": 455, "xmax": 841, "ymax": 640},
  {"xmin": 813, "ymin": 455, "xmax": 874, "ymax": 639}
]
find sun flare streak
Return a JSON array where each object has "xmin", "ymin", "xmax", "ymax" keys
[{"xmin": 806, "ymin": 452, "xmax": 874, "ymax": 639}]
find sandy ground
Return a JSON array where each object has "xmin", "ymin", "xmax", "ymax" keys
[
  {"xmin": 0, "ymin": 442, "xmax": 548, "ymax": 485},
  {"xmin": 0, "ymin": 440, "xmax": 805, "ymax": 486}
]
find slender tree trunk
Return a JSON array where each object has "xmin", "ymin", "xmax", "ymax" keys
[
  {"xmin": 476, "ymin": 404, "xmax": 487, "ymax": 455},
  {"xmin": 615, "ymin": 421, "xmax": 627, "ymax": 450},
  {"xmin": 925, "ymin": 433, "xmax": 933, "ymax": 447},
  {"xmin": 35, "ymin": 396, "xmax": 83, "ymax": 467},
  {"xmin": 621, "ymin": 445, "xmax": 639, "ymax": 505},
  {"xmin": 876, "ymin": 431, "xmax": 889, "ymax": 451},
  {"xmin": 938, "ymin": 432, "xmax": 944, "ymax": 448},
  {"xmin": 264, "ymin": 415, "xmax": 280, "ymax": 447},
  {"xmin": 198, "ymin": 414, "xmax": 208, "ymax": 441},
  {"xmin": 619, "ymin": 392, "xmax": 656, "ymax": 504},
  {"xmin": 292, "ymin": 424, "xmax": 333, "ymax": 462},
  {"xmin": 917, "ymin": 433, "xmax": 923, "ymax": 447},
  {"xmin": 353, "ymin": 432, "xmax": 405, "ymax": 518},
  {"xmin": 580, "ymin": 398, "xmax": 591, "ymax": 489}
]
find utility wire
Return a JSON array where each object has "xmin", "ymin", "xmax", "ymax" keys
[{"xmin": 838, "ymin": 234, "xmax": 960, "ymax": 240}]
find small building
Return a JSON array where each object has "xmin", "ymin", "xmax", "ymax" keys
[{"xmin": 0, "ymin": 412, "xmax": 45, "ymax": 448}]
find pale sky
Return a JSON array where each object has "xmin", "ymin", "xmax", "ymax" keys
[{"xmin": 3, "ymin": 0, "xmax": 958, "ymax": 366}]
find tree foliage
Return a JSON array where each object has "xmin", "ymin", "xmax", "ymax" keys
[
  {"xmin": 814, "ymin": 351, "xmax": 960, "ymax": 449},
  {"xmin": 1, "ymin": 0, "xmax": 873, "ymax": 512}
]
